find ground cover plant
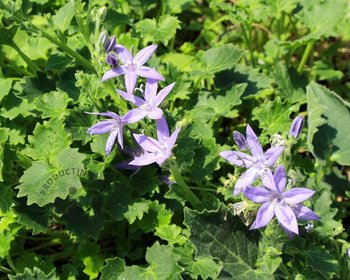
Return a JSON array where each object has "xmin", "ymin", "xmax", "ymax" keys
[{"xmin": 0, "ymin": 0, "xmax": 350, "ymax": 279}]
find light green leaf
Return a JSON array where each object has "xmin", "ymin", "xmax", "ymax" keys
[
  {"xmin": 167, "ymin": 0, "xmax": 193, "ymax": 14},
  {"xmin": 155, "ymin": 224, "xmax": 187, "ymax": 245},
  {"xmin": 192, "ymin": 44, "xmax": 243, "ymax": 75},
  {"xmin": 25, "ymin": 119, "xmax": 71, "ymax": 161},
  {"xmin": 184, "ymin": 206, "xmax": 274, "ymax": 280},
  {"xmin": 0, "ymin": 78, "xmax": 12, "ymax": 102},
  {"xmin": 124, "ymin": 199, "xmax": 150, "ymax": 224},
  {"xmin": 307, "ymin": 82, "xmax": 350, "ymax": 165},
  {"xmin": 53, "ymin": 1, "xmax": 75, "ymax": 32},
  {"xmin": 17, "ymin": 148, "xmax": 85, "ymax": 206},
  {"xmin": 34, "ymin": 90, "xmax": 71, "ymax": 119},
  {"xmin": 136, "ymin": 15, "xmax": 180, "ymax": 46},
  {"xmin": 119, "ymin": 242, "xmax": 183, "ymax": 280},
  {"xmin": 101, "ymin": 257, "xmax": 125, "ymax": 280},
  {"xmin": 8, "ymin": 267, "xmax": 57, "ymax": 280},
  {"xmin": 0, "ymin": 128, "xmax": 9, "ymax": 182},
  {"xmin": 252, "ymin": 97, "xmax": 295, "ymax": 136}
]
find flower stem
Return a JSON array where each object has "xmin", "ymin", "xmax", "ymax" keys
[
  {"xmin": 168, "ymin": 159, "xmax": 201, "ymax": 209},
  {"xmin": 6, "ymin": 254, "xmax": 18, "ymax": 274},
  {"xmin": 297, "ymin": 41, "xmax": 314, "ymax": 74},
  {"xmin": 9, "ymin": 41, "xmax": 41, "ymax": 74},
  {"xmin": 0, "ymin": 265, "xmax": 13, "ymax": 274}
]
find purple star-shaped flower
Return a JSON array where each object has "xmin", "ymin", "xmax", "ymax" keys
[
  {"xmin": 119, "ymin": 79, "xmax": 175, "ymax": 123},
  {"xmin": 245, "ymin": 165, "xmax": 320, "ymax": 237},
  {"xmin": 129, "ymin": 116, "xmax": 179, "ymax": 166},
  {"xmin": 220, "ymin": 124, "xmax": 285, "ymax": 195},
  {"xmin": 86, "ymin": 111, "xmax": 126, "ymax": 156},
  {"xmin": 102, "ymin": 44, "xmax": 164, "ymax": 95}
]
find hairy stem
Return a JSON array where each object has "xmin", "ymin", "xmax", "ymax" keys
[{"xmin": 297, "ymin": 41, "xmax": 314, "ymax": 74}]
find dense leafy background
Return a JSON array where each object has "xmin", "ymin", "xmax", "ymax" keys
[{"xmin": 0, "ymin": 0, "xmax": 350, "ymax": 279}]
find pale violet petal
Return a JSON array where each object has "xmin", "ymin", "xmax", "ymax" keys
[
  {"xmin": 219, "ymin": 151, "xmax": 254, "ymax": 168},
  {"xmin": 133, "ymin": 134, "xmax": 162, "ymax": 152},
  {"xmin": 117, "ymin": 89, "xmax": 145, "ymax": 106},
  {"xmin": 124, "ymin": 71, "xmax": 138, "ymax": 95},
  {"xmin": 273, "ymin": 164, "xmax": 287, "ymax": 193},
  {"xmin": 250, "ymin": 202, "xmax": 275, "ymax": 229},
  {"xmin": 244, "ymin": 187, "xmax": 271, "ymax": 203},
  {"xmin": 87, "ymin": 120, "xmax": 114, "ymax": 135},
  {"xmin": 261, "ymin": 168, "xmax": 277, "ymax": 191},
  {"xmin": 115, "ymin": 44, "xmax": 132, "ymax": 64},
  {"xmin": 156, "ymin": 116, "xmax": 170, "ymax": 141},
  {"xmin": 136, "ymin": 66, "xmax": 164, "ymax": 81},
  {"xmin": 134, "ymin": 44, "xmax": 158, "ymax": 66},
  {"xmin": 105, "ymin": 129, "xmax": 118, "ymax": 155},
  {"xmin": 234, "ymin": 167, "xmax": 259, "ymax": 195},
  {"xmin": 123, "ymin": 109, "xmax": 147, "ymax": 124},
  {"xmin": 166, "ymin": 128, "xmax": 180, "ymax": 151},
  {"xmin": 275, "ymin": 203, "xmax": 299, "ymax": 234},
  {"xmin": 154, "ymin": 82, "xmax": 176, "ymax": 107},
  {"xmin": 147, "ymin": 108, "xmax": 163, "ymax": 120},
  {"xmin": 264, "ymin": 146, "xmax": 285, "ymax": 166},
  {"xmin": 283, "ymin": 188, "xmax": 315, "ymax": 204},
  {"xmin": 144, "ymin": 79, "xmax": 158, "ymax": 100},
  {"xmin": 292, "ymin": 204, "xmax": 320, "ymax": 221},
  {"xmin": 129, "ymin": 152, "xmax": 159, "ymax": 166},
  {"xmin": 101, "ymin": 66, "xmax": 126, "ymax": 81},
  {"xmin": 246, "ymin": 124, "xmax": 263, "ymax": 158}
]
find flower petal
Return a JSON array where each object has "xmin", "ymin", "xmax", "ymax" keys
[
  {"xmin": 154, "ymin": 82, "xmax": 176, "ymax": 107},
  {"xmin": 156, "ymin": 116, "xmax": 170, "ymax": 141},
  {"xmin": 117, "ymin": 89, "xmax": 145, "ymax": 106},
  {"xmin": 123, "ymin": 109, "xmax": 147, "ymax": 124},
  {"xmin": 136, "ymin": 66, "xmax": 164, "ymax": 81},
  {"xmin": 144, "ymin": 78, "xmax": 158, "ymax": 100},
  {"xmin": 101, "ymin": 66, "xmax": 126, "ymax": 81},
  {"xmin": 283, "ymin": 188, "xmax": 315, "ymax": 204},
  {"xmin": 261, "ymin": 168, "xmax": 277, "ymax": 191},
  {"xmin": 134, "ymin": 44, "xmax": 158, "ymax": 66},
  {"xmin": 250, "ymin": 202, "xmax": 275, "ymax": 229},
  {"xmin": 85, "ymin": 111, "xmax": 120, "ymax": 120},
  {"xmin": 290, "ymin": 115, "xmax": 304, "ymax": 138},
  {"xmin": 244, "ymin": 187, "xmax": 271, "ymax": 203},
  {"xmin": 219, "ymin": 151, "xmax": 254, "ymax": 168},
  {"xmin": 117, "ymin": 124, "xmax": 124, "ymax": 149},
  {"xmin": 166, "ymin": 128, "xmax": 180, "ymax": 151},
  {"xmin": 105, "ymin": 129, "xmax": 118, "ymax": 155},
  {"xmin": 292, "ymin": 204, "xmax": 320, "ymax": 221},
  {"xmin": 273, "ymin": 164, "xmax": 287, "ymax": 193},
  {"xmin": 133, "ymin": 134, "xmax": 162, "ymax": 152},
  {"xmin": 115, "ymin": 44, "xmax": 132, "ymax": 64},
  {"xmin": 232, "ymin": 131, "xmax": 247, "ymax": 150},
  {"xmin": 234, "ymin": 167, "xmax": 259, "ymax": 195},
  {"xmin": 124, "ymin": 72, "xmax": 138, "ymax": 95},
  {"xmin": 129, "ymin": 152, "xmax": 159, "ymax": 166},
  {"xmin": 275, "ymin": 203, "xmax": 299, "ymax": 234},
  {"xmin": 264, "ymin": 146, "xmax": 285, "ymax": 166},
  {"xmin": 246, "ymin": 124, "xmax": 263, "ymax": 158},
  {"xmin": 87, "ymin": 120, "xmax": 114, "ymax": 135},
  {"xmin": 147, "ymin": 108, "xmax": 163, "ymax": 120}
]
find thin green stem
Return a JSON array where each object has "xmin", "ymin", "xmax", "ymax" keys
[
  {"xmin": 240, "ymin": 23, "xmax": 255, "ymax": 66},
  {"xmin": 6, "ymin": 254, "xmax": 18, "ymax": 274},
  {"xmin": 168, "ymin": 159, "xmax": 201, "ymax": 208},
  {"xmin": 279, "ymin": 263, "xmax": 292, "ymax": 279},
  {"xmin": 9, "ymin": 41, "xmax": 40, "ymax": 73},
  {"xmin": 0, "ymin": 265, "xmax": 13, "ymax": 274},
  {"xmin": 35, "ymin": 26, "xmax": 95, "ymax": 72},
  {"xmin": 297, "ymin": 41, "xmax": 314, "ymax": 74}
]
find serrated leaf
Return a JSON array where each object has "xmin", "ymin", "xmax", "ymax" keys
[
  {"xmin": 307, "ymin": 82, "xmax": 350, "ymax": 165},
  {"xmin": 252, "ymin": 97, "xmax": 294, "ymax": 136},
  {"xmin": 101, "ymin": 257, "xmax": 125, "ymax": 280},
  {"xmin": 155, "ymin": 224, "xmax": 187, "ymax": 245},
  {"xmin": 193, "ymin": 45, "xmax": 243, "ymax": 75},
  {"xmin": 0, "ymin": 128, "xmax": 9, "ymax": 182},
  {"xmin": 78, "ymin": 242, "xmax": 104, "ymax": 279},
  {"xmin": 45, "ymin": 53, "xmax": 73, "ymax": 72},
  {"xmin": 0, "ymin": 78, "xmax": 12, "ymax": 102},
  {"xmin": 184, "ymin": 205, "xmax": 274, "ymax": 280},
  {"xmin": 124, "ymin": 199, "xmax": 150, "ymax": 224},
  {"xmin": 17, "ymin": 148, "xmax": 85, "ymax": 206},
  {"xmin": 53, "ymin": 1, "xmax": 75, "ymax": 32},
  {"xmin": 15, "ymin": 252, "xmax": 55, "ymax": 275},
  {"xmin": 34, "ymin": 90, "xmax": 71, "ymax": 119},
  {"xmin": 25, "ymin": 119, "xmax": 71, "ymax": 161},
  {"xmin": 8, "ymin": 267, "xmax": 57, "ymax": 280},
  {"xmin": 136, "ymin": 15, "xmax": 180, "ymax": 46},
  {"xmin": 184, "ymin": 256, "xmax": 222, "ymax": 280},
  {"xmin": 119, "ymin": 242, "xmax": 183, "ymax": 280}
]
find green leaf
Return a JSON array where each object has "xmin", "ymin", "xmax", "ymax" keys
[
  {"xmin": 78, "ymin": 241, "xmax": 104, "ymax": 279},
  {"xmin": 155, "ymin": 224, "xmax": 187, "ymax": 245},
  {"xmin": 34, "ymin": 90, "xmax": 71, "ymax": 119},
  {"xmin": 167, "ymin": 0, "xmax": 193, "ymax": 14},
  {"xmin": 15, "ymin": 252, "xmax": 55, "ymax": 275},
  {"xmin": 17, "ymin": 148, "xmax": 85, "ymax": 206},
  {"xmin": 45, "ymin": 53, "xmax": 73, "ymax": 72},
  {"xmin": 253, "ymin": 97, "xmax": 295, "ymax": 136},
  {"xmin": 184, "ymin": 205, "xmax": 274, "ymax": 280},
  {"xmin": 124, "ymin": 199, "xmax": 150, "ymax": 224},
  {"xmin": 119, "ymin": 242, "xmax": 183, "ymax": 280},
  {"xmin": 0, "ymin": 78, "xmax": 12, "ymax": 102},
  {"xmin": 307, "ymin": 82, "xmax": 350, "ymax": 165},
  {"xmin": 53, "ymin": 1, "xmax": 75, "ymax": 32},
  {"xmin": 136, "ymin": 15, "xmax": 180, "ymax": 46},
  {"xmin": 304, "ymin": 247, "xmax": 339, "ymax": 279},
  {"xmin": 25, "ymin": 119, "xmax": 71, "ymax": 161},
  {"xmin": 8, "ymin": 267, "xmax": 57, "ymax": 280},
  {"xmin": 101, "ymin": 257, "xmax": 125, "ymax": 280},
  {"xmin": 192, "ymin": 44, "xmax": 243, "ymax": 75}
]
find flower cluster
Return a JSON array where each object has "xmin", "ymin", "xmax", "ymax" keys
[
  {"xmin": 87, "ymin": 35, "xmax": 178, "ymax": 166},
  {"xmin": 220, "ymin": 118, "xmax": 319, "ymax": 237}
]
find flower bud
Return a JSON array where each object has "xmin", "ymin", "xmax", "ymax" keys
[
  {"xmin": 290, "ymin": 115, "xmax": 304, "ymax": 138},
  {"xmin": 232, "ymin": 131, "xmax": 247, "ymax": 150},
  {"xmin": 97, "ymin": 6, "xmax": 107, "ymax": 22},
  {"xmin": 106, "ymin": 53, "xmax": 118, "ymax": 67},
  {"xmin": 104, "ymin": 36, "xmax": 116, "ymax": 53}
]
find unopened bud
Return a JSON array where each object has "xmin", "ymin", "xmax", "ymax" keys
[
  {"xmin": 290, "ymin": 115, "xmax": 304, "ymax": 138},
  {"xmin": 232, "ymin": 131, "xmax": 247, "ymax": 150},
  {"xmin": 106, "ymin": 53, "xmax": 118, "ymax": 67},
  {"xmin": 97, "ymin": 6, "xmax": 107, "ymax": 22}
]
